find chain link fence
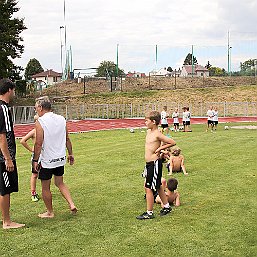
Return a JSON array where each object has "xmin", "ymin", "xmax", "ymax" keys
[{"xmin": 12, "ymin": 102, "xmax": 257, "ymax": 124}]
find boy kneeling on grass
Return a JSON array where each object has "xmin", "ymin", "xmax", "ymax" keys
[{"xmin": 136, "ymin": 111, "xmax": 176, "ymax": 220}]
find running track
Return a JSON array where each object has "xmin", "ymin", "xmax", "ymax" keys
[{"xmin": 13, "ymin": 117, "xmax": 257, "ymax": 138}]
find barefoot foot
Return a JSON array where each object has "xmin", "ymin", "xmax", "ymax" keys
[
  {"xmin": 38, "ymin": 211, "xmax": 54, "ymax": 218},
  {"xmin": 3, "ymin": 221, "xmax": 25, "ymax": 229}
]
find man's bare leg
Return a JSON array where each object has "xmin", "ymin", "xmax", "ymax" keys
[
  {"xmin": 54, "ymin": 176, "xmax": 77, "ymax": 214},
  {"xmin": 145, "ymin": 187, "xmax": 154, "ymax": 212},
  {"xmin": 38, "ymin": 179, "xmax": 54, "ymax": 218},
  {"xmin": 0, "ymin": 194, "xmax": 25, "ymax": 229}
]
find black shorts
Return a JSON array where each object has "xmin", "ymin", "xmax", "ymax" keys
[
  {"xmin": 213, "ymin": 121, "xmax": 218, "ymax": 125},
  {"xmin": 38, "ymin": 165, "xmax": 64, "ymax": 180},
  {"xmin": 161, "ymin": 124, "xmax": 169, "ymax": 129},
  {"xmin": 184, "ymin": 121, "xmax": 190, "ymax": 125},
  {"xmin": 174, "ymin": 123, "xmax": 179, "ymax": 126},
  {"xmin": 144, "ymin": 159, "xmax": 162, "ymax": 191},
  {"xmin": 207, "ymin": 120, "xmax": 213, "ymax": 125},
  {"xmin": 0, "ymin": 161, "xmax": 18, "ymax": 196}
]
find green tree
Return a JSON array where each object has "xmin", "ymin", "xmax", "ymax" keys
[
  {"xmin": 240, "ymin": 59, "xmax": 257, "ymax": 76},
  {"xmin": 25, "ymin": 58, "xmax": 44, "ymax": 80},
  {"xmin": 183, "ymin": 53, "xmax": 198, "ymax": 65},
  {"xmin": 0, "ymin": 0, "xmax": 26, "ymax": 79},
  {"xmin": 209, "ymin": 67, "xmax": 226, "ymax": 77},
  {"xmin": 96, "ymin": 61, "xmax": 125, "ymax": 77},
  {"xmin": 167, "ymin": 66, "xmax": 173, "ymax": 72}
]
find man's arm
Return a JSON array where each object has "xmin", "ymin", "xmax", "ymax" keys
[
  {"xmin": 66, "ymin": 127, "xmax": 74, "ymax": 165},
  {"xmin": 33, "ymin": 121, "xmax": 43, "ymax": 170},
  {"xmin": 0, "ymin": 133, "xmax": 14, "ymax": 171}
]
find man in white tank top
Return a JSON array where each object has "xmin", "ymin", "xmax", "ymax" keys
[{"xmin": 33, "ymin": 96, "xmax": 77, "ymax": 218}]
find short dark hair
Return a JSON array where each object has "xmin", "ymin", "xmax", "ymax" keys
[
  {"xmin": 35, "ymin": 96, "xmax": 51, "ymax": 111},
  {"xmin": 167, "ymin": 178, "xmax": 178, "ymax": 192},
  {"xmin": 0, "ymin": 78, "xmax": 15, "ymax": 95},
  {"xmin": 146, "ymin": 111, "xmax": 161, "ymax": 125}
]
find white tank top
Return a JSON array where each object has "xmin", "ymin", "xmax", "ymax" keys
[{"xmin": 38, "ymin": 112, "xmax": 67, "ymax": 168}]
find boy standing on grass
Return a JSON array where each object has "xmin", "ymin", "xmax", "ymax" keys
[{"xmin": 137, "ymin": 111, "xmax": 176, "ymax": 220}]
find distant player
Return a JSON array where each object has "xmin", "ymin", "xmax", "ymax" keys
[
  {"xmin": 212, "ymin": 107, "xmax": 218, "ymax": 130},
  {"xmin": 206, "ymin": 106, "xmax": 214, "ymax": 132},
  {"xmin": 160, "ymin": 106, "xmax": 169, "ymax": 135},
  {"xmin": 172, "ymin": 108, "xmax": 179, "ymax": 132}
]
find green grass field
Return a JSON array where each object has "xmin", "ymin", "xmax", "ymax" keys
[{"xmin": 1, "ymin": 123, "xmax": 257, "ymax": 257}]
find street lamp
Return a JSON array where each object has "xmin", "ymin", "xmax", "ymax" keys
[{"xmin": 60, "ymin": 26, "xmax": 64, "ymax": 78}]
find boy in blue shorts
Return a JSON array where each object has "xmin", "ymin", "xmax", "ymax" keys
[{"xmin": 136, "ymin": 111, "xmax": 176, "ymax": 220}]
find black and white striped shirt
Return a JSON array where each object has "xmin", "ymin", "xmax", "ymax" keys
[{"xmin": 0, "ymin": 100, "xmax": 16, "ymax": 162}]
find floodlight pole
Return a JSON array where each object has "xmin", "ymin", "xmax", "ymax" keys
[{"xmin": 60, "ymin": 26, "xmax": 64, "ymax": 77}]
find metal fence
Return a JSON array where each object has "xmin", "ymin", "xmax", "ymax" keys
[{"xmin": 12, "ymin": 102, "xmax": 257, "ymax": 124}]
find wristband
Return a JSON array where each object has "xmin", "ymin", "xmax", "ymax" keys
[{"xmin": 32, "ymin": 159, "xmax": 38, "ymax": 162}]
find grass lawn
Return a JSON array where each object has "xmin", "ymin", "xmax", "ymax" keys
[{"xmin": 1, "ymin": 122, "xmax": 257, "ymax": 257}]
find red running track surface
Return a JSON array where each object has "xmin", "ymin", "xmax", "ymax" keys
[{"xmin": 14, "ymin": 117, "xmax": 257, "ymax": 138}]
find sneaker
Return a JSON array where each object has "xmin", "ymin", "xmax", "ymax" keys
[
  {"xmin": 136, "ymin": 212, "xmax": 154, "ymax": 220},
  {"xmin": 31, "ymin": 194, "xmax": 39, "ymax": 202},
  {"xmin": 160, "ymin": 207, "xmax": 171, "ymax": 216}
]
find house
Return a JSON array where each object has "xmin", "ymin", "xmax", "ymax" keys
[
  {"xmin": 126, "ymin": 71, "xmax": 146, "ymax": 78},
  {"xmin": 180, "ymin": 65, "xmax": 209, "ymax": 77},
  {"xmin": 31, "ymin": 69, "xmax": 62, "ymax": 86},
  {"xmin": 149, "ymin": 67, "xmax": 171, "ymax": 77}
]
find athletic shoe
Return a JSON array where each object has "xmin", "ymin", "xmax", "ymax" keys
[
  {"xmin": 31, "ymin": 194, "xmax": 39, "ymax": 202},
  {"xmin": 136, "ymin": 212, "xmax": 154, "ymax": 220},
  {"xmin": 160, "ymin": 207, "xmax": 172, "ymax": 216}
]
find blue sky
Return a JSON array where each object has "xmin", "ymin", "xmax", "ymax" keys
[{"xmin": 15, "ymin": 0, "xmax": 257, "ymax": 75}]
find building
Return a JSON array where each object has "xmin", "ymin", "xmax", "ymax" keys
[
  {"xmin": 180, "ymin": 65, "xmax": 209, "ymax": 77},
  {"xmin": 31, "ymin": 69, "xmax": 62, "ymax": 86},
  {"xmin": 126, "ymin": 71, "xmax": 146, "ymax": 78}
]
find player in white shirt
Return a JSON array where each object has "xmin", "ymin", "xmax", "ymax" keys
[
  {"xmin": 160, "ymin": 106, "xmax": 169, "ymax": 135},
  {"xmin": 206, "ymin": 106, "xmax": 214, "ymax": 132},
  {"xmin": 212, "ymin": 107, "xmax": 218, "ymax": 130},
  {"xmin": 172, "ymin": 108, "xmax": 179, "ymax": 132}
]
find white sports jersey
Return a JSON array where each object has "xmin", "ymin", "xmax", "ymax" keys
[
  {"xmin": 207, "ymin": 109, "xmax": 214, "ymax": 121},
  {"xmin": 161, "ymin": 111, "xmax": 169, "ymax": 125},
  {"xmin": 38, "ymin": 112, "xmax": 67, "ymax": 168},
  {"xmin": 172, "ymin": 112, "xmax": 179, "ymax": 123},
  {"xmin": 213, "ymin": 110, "xmax": 218, "ymax": 121}
]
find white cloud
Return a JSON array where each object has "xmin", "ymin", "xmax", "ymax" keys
[{"xmin": 15, "ymin": 0, "xmax": 257, "ymax": 74}]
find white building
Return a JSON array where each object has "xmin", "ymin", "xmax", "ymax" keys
[
  {"xmin": 180, "ymin": 65, "xmax": 209, "ymax": 77},
  {"xmin": 31, "ymin": 69, "xmax": 62, "ymax": 86}
]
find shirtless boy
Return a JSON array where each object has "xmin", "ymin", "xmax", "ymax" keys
[
  {"xmin": 168, "ymin": 147, "xmax": 188, "ymax": 175},
  {"xmin": 156, "ymin": 178, "xmax": 180, "ymax": 207},
  {"xmin": 136, "ymin": 111, "xmax": 176, "ymax": 220}
]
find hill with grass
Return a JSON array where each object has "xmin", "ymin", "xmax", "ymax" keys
[{"xmin": 15, "ymin": 76, "xmax": 257, "ymax": 106}]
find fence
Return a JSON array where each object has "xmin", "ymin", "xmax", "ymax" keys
[{"xmin": 12, "ymin": 102, "xmax": 257, "ymax": 124}]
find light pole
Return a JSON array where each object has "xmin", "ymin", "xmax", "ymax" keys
[
  {"xmin": 60, "ymin": 26, "xmax": 64, "ymax": 78},
  {"xmin": 229, "ymin": 46, "xmax": 232, "ymax": 76}
]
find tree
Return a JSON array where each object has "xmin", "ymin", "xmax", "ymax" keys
[
  {"xmin": 96, "ymin": 61, "xmax": 125, "ymax": 77},
  {"xmin": 240, "ymin": 59, "xmax": 257, "ymax": 76},
  {"xmin": 205, "ymin": 61, "xmax": 212, "ymax": 69},
  {"xmin": 183, "ymin": 53, "xmax": 198, "ymax": 65},
  {"xmin": 167, "ymin": 66, "xmax": 173, "ymax": 72},
  {"xmin": 0, "ymin": 0, "xmax": 26, "ymax": 79},
  {"xmin": 209, "ymin": 67, "xmax": 226, "ymax": 77},
  {"xmin": 25, "ymin": 58, "xmax": 44, "ymax": 80}
]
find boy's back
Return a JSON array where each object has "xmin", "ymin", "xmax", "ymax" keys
[{"xmin": 170, "ymin": 155, "xmax": 184, "ymax": 172}]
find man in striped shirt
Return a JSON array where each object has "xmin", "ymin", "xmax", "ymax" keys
[{"xmin": 0, "ymin": 78, "xmax": 25, "ymax": 229}]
